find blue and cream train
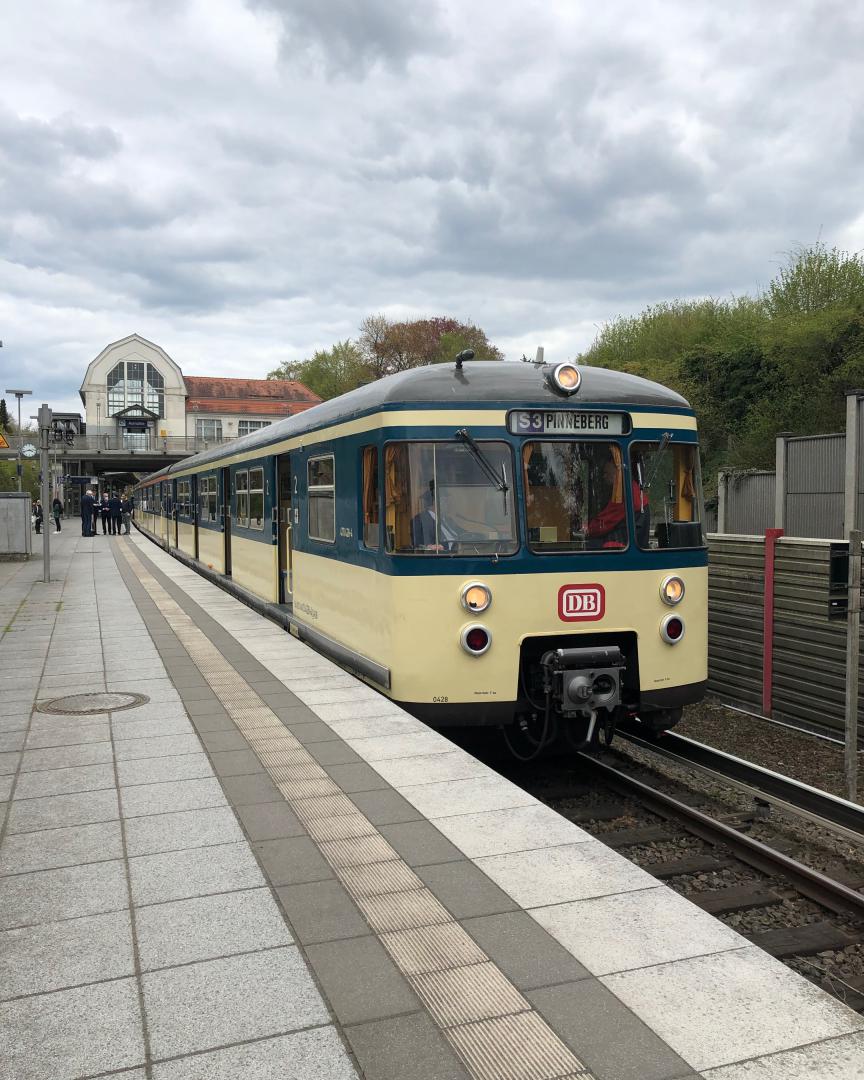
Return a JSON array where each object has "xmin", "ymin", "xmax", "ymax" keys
[{"xmin": 134, "ymin": 359, "xmax": 707, "ymax": 756}]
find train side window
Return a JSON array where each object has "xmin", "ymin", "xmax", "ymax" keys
[
  {"xmin": 235, "ymin": 470, "xmax": 249, "ymax": 529},
  {"xmin": 249, "ymin": 467, "xmax": 265, "ymax": 530},
  {"xmin": 361, "ymin": 446, "xmax": 380, "ymax": 549},
  {"xmin": 308, "ymin": 455, "xmax": 335, "ymax": 542}
]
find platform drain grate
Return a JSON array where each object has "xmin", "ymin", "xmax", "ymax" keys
[{"xmin": 36, "ymin": 691, "xmax": 150, "ymax": 715}]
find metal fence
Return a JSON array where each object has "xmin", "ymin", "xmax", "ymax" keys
[
  {"xmin": 54, "ymin": 434, "xmax": 239, "ymax": 455},
  {"xmin": 707, "ymin": 533, "xmax": 863, "ymax": 739},
  {"xmin": 714, "ymin": 391, "xmax": 864, "ymax": 540}
]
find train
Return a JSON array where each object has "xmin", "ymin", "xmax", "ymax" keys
[{"xmin": 134, "ymin": 356, "xmax": 707, "ymax": 758}]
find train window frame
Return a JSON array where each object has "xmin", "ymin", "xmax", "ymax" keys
[
  {"xmin": 199, "ymin": 474, "xmax": 218, "ymax": 524},
  {"xmin": 522, "ymin": 440, "xmax": 631, "ymax": 555},
  {"xmin": 177, "ymin": 478, "xmax": 192, "ymax": 519},
  {"xmin": 248, "ymin": 466, "xmax": 265, "ymax": 531},
  {"xmin": 235, "ymin": 469, "xmax": 249, "ymax": 529},
  {"xmin": 629, "ymin": 440, "xmax": 706, "ymax": 551},
  {"xmin": 361, "ymin": 445, "xmax": 380, "ymax": 550},
  {"xmin": 308, "ymin": 454, "xmax": 336, "ymax": 543},
  {"xmin": 383, "ymin": 439, "xmax": 519, "ymax": 557}
]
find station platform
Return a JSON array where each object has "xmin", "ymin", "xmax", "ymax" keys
[{"xmin": 1, "ymin": 529, "xmax": 863, "ymax": 1080}]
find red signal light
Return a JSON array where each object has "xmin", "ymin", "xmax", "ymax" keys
[{"xmin": 465, "ymin": 627, "xmax": 489, "ymax": 652}]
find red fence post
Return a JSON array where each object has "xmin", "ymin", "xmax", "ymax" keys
[{"xmin": 762, "ymin": 528, "xmax": 784, "ymax": 716}]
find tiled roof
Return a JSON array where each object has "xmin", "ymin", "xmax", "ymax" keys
[{"xmin": 184, "ymin": 376, "xmax": 321, "ymax": 416}]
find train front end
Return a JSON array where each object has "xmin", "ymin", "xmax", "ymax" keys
[{"xmin": 384, "ymin": 363, "xmax": 707, "ymax": 755}]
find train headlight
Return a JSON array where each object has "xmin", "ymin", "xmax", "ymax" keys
[
  {"xmin": 551, "ymin": 363, "xmax": 581, "ymax": 395},
  {"xmin": 461, "ymin": 582, "xmax": 492, "ymax": 613},
  {"xmin": 660, "ymin": 575, "xmax": 685, "ymax": 606},
  {"xmin": 461, "ymin": 624, "xmax": 492, "ymax": 656},
  {"xmin": 660, "ymin": 614, "xmax": 685, "ymax": 644}
]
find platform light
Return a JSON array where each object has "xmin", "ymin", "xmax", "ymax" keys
[
  {"xmin": 551, "ymin": 363, "xmax": 581, "ymax": 395},
  {"xmin": 461, "ymin": 581, "xmax": 492, "ymax": 613},
  {"xmin": 660, "ymin": 575, "xmax": 685, "ymax": 606},
  {"xmin": 461, "ymin": 624, "xmax": 492, "ymax": 656}
]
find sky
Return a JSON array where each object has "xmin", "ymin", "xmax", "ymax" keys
[{"xmin": 1, "ymin": 0, "xmax": 863, "ymax": 416}]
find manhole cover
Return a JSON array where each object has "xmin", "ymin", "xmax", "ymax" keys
[{"xmin": 36, "ymin": 692, "xmax": 150, "ymax": 715}]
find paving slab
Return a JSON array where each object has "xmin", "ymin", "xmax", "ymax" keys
[
  {"xmin": 136, "ymin": 887, "xmax": 292, "ymax": 970},
  {"xmin": 141, "ymin": 947, "xmax": 330, "ymax": 1059}
]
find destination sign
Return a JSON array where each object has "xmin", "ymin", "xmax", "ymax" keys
[{"xmin": 508, "ymin": 410, "xmax": 628, "ymax": 436}]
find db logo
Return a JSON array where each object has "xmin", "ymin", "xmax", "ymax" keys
[{"xmin": 558, "ymin": 584, "xmax": 605, "ymax": 622}]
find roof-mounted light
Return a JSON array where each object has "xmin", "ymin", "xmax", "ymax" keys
[{"xmin": 551, "ymin": 363, "xmax": 581, "ymax": 395}]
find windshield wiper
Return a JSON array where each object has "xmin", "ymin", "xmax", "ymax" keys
[
  {"xmin": 455, "ymin": 429, "xmax": 509, "ymax": 496},
  {"xmin": 644, "ymin": 431, "xmax": 673, "ymax": 490}
]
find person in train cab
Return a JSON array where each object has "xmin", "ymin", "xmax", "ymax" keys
[
  {"xmin": 100, "ymin": 493, "xmax": 111, "ymax": 534},
  {"xmin": 81, "ymin": 489, "xmax": 94, "ymax": 537},
  {"xmin": 109, "ymin": 491, "xmax": 123, "ymax": 535},
  {"xmin": 586, "ymin": 448, "xmax": 648, "ymax": 549},
  {"xmin": 410, "ymin": 486, "xmax": 458, "ymax": 551}
]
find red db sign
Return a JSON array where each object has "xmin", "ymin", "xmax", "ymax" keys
[{"xmin": 558, "ymin": 584, "xmax": 605, "ymax": 622}]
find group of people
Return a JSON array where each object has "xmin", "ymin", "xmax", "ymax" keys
[
  {"xmin": 32, "ymin": 498, "xmax": 65, "ymax": 534},
  {"xmin": 80, "ymin": 490, "xmax": 133, "ymax": 537}
]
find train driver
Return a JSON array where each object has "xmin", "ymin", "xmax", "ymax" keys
[
  {"xmin": 586, "ymin": 448, "xmax": 648, "ymax": 549},
  {"xmin": 411, "ymin": 487, "xmax": 459, "ymax": 551}
]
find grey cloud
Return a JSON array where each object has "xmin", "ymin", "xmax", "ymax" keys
[{"xmin": 247, "ymin": 0, "xmax": 450, "ymax": 76}]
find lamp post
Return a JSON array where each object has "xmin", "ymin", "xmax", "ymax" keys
[{"xmin": 5, "ymin": 387, "xmax": 33, "ymax": 492}]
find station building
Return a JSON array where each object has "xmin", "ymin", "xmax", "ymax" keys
[{"xmin": 59, "ymin": 333, "xmax": 319, "ymax": 512}]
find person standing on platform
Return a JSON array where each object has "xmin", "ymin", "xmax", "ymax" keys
[
  {"xmin": 33, "ymin": 499, "xmax": 43, "ymax": 534},
  {"xmin": 121, "ymin": 493, "xmax": 132, "ymax": 535},
  {"xmin": 81, "ymin": 489, "xmax": 94, "ymax": 537},
  {"xmin": 52, "ymin": 497, "xmax": 64, "ymax": 532},
  {"xmin": 100, "ymin": 493, "xmax": 110, "ymax": 535},
  {"xmin": 109, "ymin": 491, "xmax": 122, "ymax": 535},
  {"xmin": 91, "ymin": 492, "xmax": 100, "ymax": 536}
]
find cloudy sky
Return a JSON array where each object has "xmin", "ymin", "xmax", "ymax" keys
[{"xmin": 1, "ymin": 0, "xmax": 863, "ymax": 415}]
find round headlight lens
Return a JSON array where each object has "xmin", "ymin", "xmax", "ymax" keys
[
  {"xmin": 552, "ymin": 363, "xmax": 581, "ymax": 394},
  {"xmin": 660, "ymin": 575, "xmax": 685, "ymax": 606},
  {"xmin": 461, "ymin": 582, "xmax": 492, "ymax": 613}
]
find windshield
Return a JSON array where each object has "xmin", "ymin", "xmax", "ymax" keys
[
  {"xmin": 385, "ymin": 441, "xmax": 517, "ymax": 555},
  {"xmin": 523, "ymin": 441, "xmax": 629, "ymax": 552},
  {"xmin": 630, "ymin": 441, "xmax": 705, "ymax": 549}
]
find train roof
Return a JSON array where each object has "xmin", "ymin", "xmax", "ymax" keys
[{"xmin": 142, "ymin": 360, "xmax": 691, "ymax": 481}]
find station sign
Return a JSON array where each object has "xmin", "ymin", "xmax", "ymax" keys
[{"xmin": 508, "ymin": 410, "xmax": 629, "ymax": 436}]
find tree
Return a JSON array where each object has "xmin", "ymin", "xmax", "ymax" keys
[
  {"xmin": 268, "ymin": 341, "xmax": 370, "ymax": 401},
  {"xmin": 269, "ymin": 314, "xmax": 504, "ymax": 400},
  {"xmin": 0, "ymin": 399, "xmax": 10, "ymax": 433}
]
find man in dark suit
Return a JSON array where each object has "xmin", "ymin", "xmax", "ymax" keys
[
  {"xmin": 100, "ymin": 493, "xmax": 110, "ymax": 534},
  {"xmin": 81, "ymin": 489, "xmax": 95, "ymax": 537},
  {"xmin": 109, "ymin": 492, "xmax": 123, "ymax": 535},
  {"xmin": 411, "ymin": 488, "xmax": 460, "ymax": 551}
]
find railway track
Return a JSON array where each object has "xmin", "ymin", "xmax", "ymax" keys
[
  {"xmin": 517, "ymin": 747, "xmax": 864, "ymax": 1013},
  {"xmin": 617, "ymin": 725, "xmax": 864, "ymax": 843}
]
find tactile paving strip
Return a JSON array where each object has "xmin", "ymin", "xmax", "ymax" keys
[{"xmin": 117, "ymin": 541, "xmax": 595, "ymax": 1080}]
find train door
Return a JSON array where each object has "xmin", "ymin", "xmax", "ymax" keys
[
  {"xmin": 221, "ymin": 467, "xmax": 232, "ymax": 576},
  {"xmin": 192, "ymin": 475, "xmax": 199, "ymax": 560},
  {"xmin": 277, "ymin": 454, "xmax": 292, "ymax": 605},
  {"xmin": 161, "ymin": 481, "xmax": 171, "ymax": 548}
]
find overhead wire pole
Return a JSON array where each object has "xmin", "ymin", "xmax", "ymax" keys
[{"xmin": 39, "ymin": 403, "xmax": 52, "ymax": 583}]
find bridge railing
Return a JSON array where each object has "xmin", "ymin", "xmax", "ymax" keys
[{"xmin": 49, "ymin": 434, "xmax": 240, "ymax": 455}]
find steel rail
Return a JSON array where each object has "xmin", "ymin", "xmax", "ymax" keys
[
  {"xmin": 580, "ymin": 753, "xmax": 864, "ymax": 920},
  {"xmin": 618, "ymin": 727, "xmax": 864, "ymax": 844}
]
